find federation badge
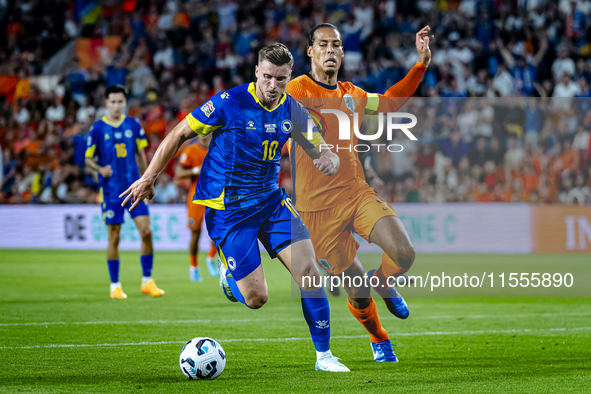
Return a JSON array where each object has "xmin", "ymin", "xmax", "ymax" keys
[
  {"xmin": 227, "ymin": 257, "xmax": 237, "ymax": 271},
  {"xmin": 281, "ymin": 119, "xmax": 293, "ymax": 134},
  {"xmin": 201, "ymin": 100, "xmax": 215, "ymax": 117},
  {"xmin": 344, "ymin": 94, "xmax": 356, "ymax": 112},
  {"xmin": 125, "ymin": 129, "xmax": 133, "ymax": 138}
]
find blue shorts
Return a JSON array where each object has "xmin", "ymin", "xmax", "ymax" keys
[
  {"xmin": 205, "ymin": 188, "xmax": 310, "ymax": 281},
  {"xmin": 101, "ymin": 199, "xmax": 149, "ymax": 225}
]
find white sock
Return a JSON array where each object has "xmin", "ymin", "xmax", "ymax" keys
[
  {"xmin": 316, "ymin": 349, "xmax": 332, "ymax": 359},
  {"xmin": 110, "ymin": 282, "xmax": 122, "ymax": 291},
  {"xmin": 189, "ymin": 266, "xmax": 198, "ymax": 272},
  {"xmin": 141, "ymin": 276, "xmax": 152, "ymax": 285}
]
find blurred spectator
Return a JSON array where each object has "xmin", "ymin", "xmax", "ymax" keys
[{"xmin": 0, "ymin": 0, "xmax": 589, "ymax": 205}]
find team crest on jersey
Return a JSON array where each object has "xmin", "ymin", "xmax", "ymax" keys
[
  {"xmin": 344, "ymin": 94, "xmax": 356, "ymax": 112},
  {"xmin": 281, "ymin": 119, "xmax": 292, "ymax": 134},
  {"xmin": 114, "ymin": 132, "xmax": 122, "ymax": 139},
  {"xmin": 247, "ymin": 120, "xmax": 256, "ymax": 130},
  {"xmin": 221, "ymin": 92, "xmax": 230, "ymax": 99},
  {"xmin": 125, "ymin": 129, "xmax": 133, "ymax": 138},
  {"xmin": 265, "ymin": 124, "xmax": 276, "ymax": 133},
  {"xmin": 227, "ymin": 257, "xmax": 237, "ymax": 271},
  {"xmin": 201, "ymin": 101, "xmax": 215, "ymax": 117}
]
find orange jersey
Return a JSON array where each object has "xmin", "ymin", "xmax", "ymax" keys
[
  {"xmin": 179, "ymin": 143, "xmax": 209, "ymax": 200},
  {"xmin": 285, "ymin": 61, "xmax": 427, "ymax": 212}
]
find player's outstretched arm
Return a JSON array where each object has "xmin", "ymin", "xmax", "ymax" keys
[
  {"xmin": 120, "ymin": 118, "xmax": 195, "ymax": 211},
  {"xmin": 303, "ymin": 143, "xmax": 340, "ymax": 176}
]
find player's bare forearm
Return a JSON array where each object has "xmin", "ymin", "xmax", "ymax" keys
[
  {"xmin": 135, "ymin": 148, "xmax": 148, "ymax": 176},
  {"xmin": 119, "ymin": 118, "xmax": 195, "ymax": 210},
  {"xmin": 85, "ymin": 157, "xmax": 101, "ymax": 173},
  {"xmin": 174, "ymin": 166, "xmax": 197, "ymax": 180},
  {"xmin": 305, "ymin": 143, "xmax": 340, "ymax": 176}
]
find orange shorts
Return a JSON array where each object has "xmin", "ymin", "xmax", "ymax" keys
[
  {"xmin": 188, "ymin": 200, "xmax": 206, "ymax": 231},
  {"xmin": 299, "ymin": 183, "xmax": 397, "ymax": 275}
]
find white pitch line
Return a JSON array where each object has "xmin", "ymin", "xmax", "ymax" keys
[
  {"xmin": 1, "ymin": 326, "xmax": 590, "ymax": 350},
  {"xmin": 1, "ymin": 312, "xmax": 589, "ymax": 327}
]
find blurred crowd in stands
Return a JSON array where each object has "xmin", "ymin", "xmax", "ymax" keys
[{"xmin": 0, "ymin": 0, "xmax": 590, "ymax": 205}]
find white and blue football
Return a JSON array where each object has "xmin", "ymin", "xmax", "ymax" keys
[{"xmin": 179, "ymin": 337, "xmax": 226, "ymax": 380}]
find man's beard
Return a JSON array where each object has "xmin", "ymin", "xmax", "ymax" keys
[
  {"xmin": 261, "ymin": 93, "xmax": 277, "ymax": 107},
  {"xmin": 325, "ymin": 69, "xmax": 336, "ymax": 77}
]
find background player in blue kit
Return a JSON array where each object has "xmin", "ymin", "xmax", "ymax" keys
[
  {"xmin": 120, "ymin": 44, "xmax": 350, "ymax": 372},
  {"xmin": 85, "ymin": 85, "xmax": 165, "ymax": 299}
]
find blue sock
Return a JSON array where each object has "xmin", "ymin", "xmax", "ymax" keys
[
  {"xmin": 107, "ymin": 259, "xmax": 120, "ymax": 283},
  {"xmin": 225, "ymin": 273, "xmax": 250, "ymax": 308},
  {"xmin": 301, "ymin": 287, "xmax": 331, "ymax": 352},
  {"xmin": 140, "ymin": 254, "xmax": 153, "ymax": 277}
]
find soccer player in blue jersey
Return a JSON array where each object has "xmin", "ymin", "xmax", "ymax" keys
[
  {"xmin": 120, "ymin": 44, "xmax": 349, "ymax": 372},
  {"xmin": 85, "ymin": 85, "xmax": 165, "ymax": 299}
]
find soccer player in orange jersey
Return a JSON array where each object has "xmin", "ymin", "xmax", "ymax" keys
[
  {"xmin": 175, "ymin": 135, "xmax": 219, "ymax": 282},
  {"xmin": 286, "ymin": 23, "xmax": 433, "ymax": 362}
]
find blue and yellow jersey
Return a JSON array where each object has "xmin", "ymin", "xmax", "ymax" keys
[
  {"xmin": 85, "ymin": 115, "xmax": 148, "ymax": 203},
  {"xmin": 186, "ymin": 82, "xmax": 322, "ymax": 210}
]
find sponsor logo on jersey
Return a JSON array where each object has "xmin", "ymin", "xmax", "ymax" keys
[
  {"xmin": 105, "ymin": 134, "xmax": 110, "ymax": 140},
  {"xmin": 114, "ymin": 132, "xmax": 122, "ymax": 139},
  {"xmin": 87, "ymin": 136, "xmax": 92, "ymax": 145},
  {"xmin": 265, "ymin": 123, "xmax": 276, "ymax": 133},
  {"xmin": 246, "ymin": 120, "xmax": 256, "ymax": 130},
  {"xmin": 281, "ymin": 119, "xmax": 292, "ymax": 133},
  {"xmin": 201, "ymin": 101, "xmax": 215, "ymax": 117},
  {"xmin": 125, "ymin": 129, "xmax": 133, "ymax": 138},
  {"xmin": 227, "ymin": 257, "xmax": 237, "ymax": 271},
  {"xmin": 140, "ymin": 128, "xmax": 145, "ymax": 136},
  {"xmin": 221, "ymin": 92, "xmax": 230, "ymax": 99}
]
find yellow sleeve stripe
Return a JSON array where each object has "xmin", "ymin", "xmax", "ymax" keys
[
  {"xmin": 192, "ymin": 188, "xmax": 225, "ymax": 210},
  {"xmin": 136, "ymin": 138, "xmax": 148, "ymax": 150},
  {"xmin": 307, "ymin": 130, "xmax": 323, "ymax": 148},
  {"xmin": 365, "ymin": 93, "xmax": 380, "ymax": 113},
  {"xmin": 85, "ymin": 145, "xmax": 96, "ymax": 158},
  {"xmin": 186, "ymin": 113, "xmax": 221, "ymax": 136}
]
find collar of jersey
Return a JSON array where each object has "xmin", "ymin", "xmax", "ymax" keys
[
  {"xmin": 102, "ymin": 114, "xmax": 126, "ymax": 128},
  {"xmin": 304, "ymin": 74, "xmax": 337, "ymax": 90},
  {"xmin": 247, "ymin": 82, "xmax": 287, "ymax": 112}
]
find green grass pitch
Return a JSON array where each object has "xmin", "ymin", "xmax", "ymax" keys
[{"xmin": 1, "ymin": 250, "xmax": 590, "ymax": 393}]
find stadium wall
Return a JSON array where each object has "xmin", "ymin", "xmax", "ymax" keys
[{"xmin": 0, "ymin": 205, "xmax": 590, "ymax": 253}]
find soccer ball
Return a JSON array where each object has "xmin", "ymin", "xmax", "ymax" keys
[{"xmin": 179, "ymin": 337, "xmax": 226, "ymax": 380}]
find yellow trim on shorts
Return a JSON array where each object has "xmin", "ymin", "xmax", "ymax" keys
[{"xmin": 192, "ymin": 188, "xmax": 225, "ymax": 210}]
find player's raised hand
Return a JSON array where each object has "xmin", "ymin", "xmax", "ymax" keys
[
  {"xmin": 119, "ymin": 176, "xmax": 155, "ymax": 211},
  {"xmin": 416, "ymin": 26, "xmax": 434, "ymax": 67},
  {"xmin": 100, "ymin": 165, "xmax": 113, "ymax": 178}
]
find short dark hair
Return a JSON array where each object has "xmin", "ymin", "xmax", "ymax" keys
[
  {"xmin": 258, "ymin": 43, "xmax": 293, "ymax": 67},
  {"xmin": 308, "ymin": 23, "xmax": 339, "ymax": 47},
  {"xmin": 105, "ymin": 85, "xmax": 128, "ymax": 99}
]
